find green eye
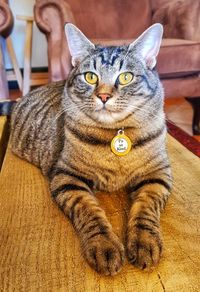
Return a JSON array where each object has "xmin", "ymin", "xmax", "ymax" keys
[
  {"xmin": 85, "ymin": 72, "xmax": 98, "ymax": 84},
  {"xmin": 118, "ymin": 72, "xmax": 133, "ymax": 85}
]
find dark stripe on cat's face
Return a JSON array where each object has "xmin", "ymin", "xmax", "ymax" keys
[
  {"xmin": 93, "ymin": 59, "xmax": 97, "ymax": 70},
  {"xmin": 119, "ymin": 59, "xmax": 124, "ymax": 71},
  {"xmin": 137, "ymin": 74, "xmax": 158, "ymax": 92},
  {"xmin": 98, "ymin": 47, "xmax": 123, "ymax": 67}
]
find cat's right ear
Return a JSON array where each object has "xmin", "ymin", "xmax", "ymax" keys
[
  {"xmin": 65, "ymin": 23, "xmax": 95, "ymax": 66},
  {"xmin": 128, "ymin": 23, "xmax": 163, "ymax": 69}
]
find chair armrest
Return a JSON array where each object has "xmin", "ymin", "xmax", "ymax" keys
[
  {"xmin": 0, "ymin": 0, "xmax": 14, "ymax": 38},
  {"xmin": 152, "ymin": 0, "xmax": 200, "ymax": 41},
  {"xmin": 34, "ymin": 0, "xmax": 76, "ymax": 82}
]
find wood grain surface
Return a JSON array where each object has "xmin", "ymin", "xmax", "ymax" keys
[
  {"xmin": 0, "ymin": 116, "xmax": 6, "ymax": 142},
  {"xmin": 0, "ymin": 116, "xmax": 8, "ymax": 169},
  {"xmin": 0, "ymin": 135, "xmax": 200, "ymax": 292}
]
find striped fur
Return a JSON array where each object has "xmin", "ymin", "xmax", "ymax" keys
[{"xmin": 10, "ymin": 24, "xmax": 172, "ymax": 275}]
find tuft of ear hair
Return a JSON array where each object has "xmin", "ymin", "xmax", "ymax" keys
[
  {"xmin": 65, "ymin": 23, "xmax": 95, "ymax": 66},
  {"xmin": 129, "ymin": 23, "xmax": 163, "ymax": 69}
]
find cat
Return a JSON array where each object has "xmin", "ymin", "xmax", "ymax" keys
[{"xmin": 10, "ymin": 23, "xmax": 172, "ymax": 276}]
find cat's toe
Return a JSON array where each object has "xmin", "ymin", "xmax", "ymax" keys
[
  {"xmin": 81, "ymin": 233, "xmax": 125, "ymax": 275},
  {"xmin": 126, "ymin": 229, "xmax": 163, "ymax": 271}
]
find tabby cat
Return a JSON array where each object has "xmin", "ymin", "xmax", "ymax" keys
[{"xmin": 10, "ymin": 23, "xmax": 172, "ymax": 275}]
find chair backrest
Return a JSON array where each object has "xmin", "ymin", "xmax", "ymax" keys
[
  {"xmin": 35, "ymin": 0, "xmax": 153, "ymax": 81},
  {"xmin": 0, "ymin": 0, "xmax": 13, "ymax": 38},
  {"xmin": 67, "ymin": 0, "xmax": 152, "ymax": 39}
]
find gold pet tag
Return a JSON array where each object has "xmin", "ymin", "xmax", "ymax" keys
[{"xmin": 111, "ymin": 129, "xmax": 132, "ymax": 156}]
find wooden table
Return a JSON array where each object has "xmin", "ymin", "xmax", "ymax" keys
[{"xmin": 0, "ymin": 135, "xmax": 200, "ymax": 291}]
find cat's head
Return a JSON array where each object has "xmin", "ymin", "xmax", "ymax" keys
[{"xmin": 65, "ymin": 23, "xmax": 164, "ymax": 126}]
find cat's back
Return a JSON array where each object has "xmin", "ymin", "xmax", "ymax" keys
[{"xmin": 10, "ymin": 81, "xmax": 65, "ymax": 172}]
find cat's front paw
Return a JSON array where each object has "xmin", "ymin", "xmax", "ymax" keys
[
  {"xmin": 81, "ymin": 232, "xmax": 125, "ymax": 275},
  {"xmin": 126, "ymin": 227, "xmax": 163, "ymax": 271}
]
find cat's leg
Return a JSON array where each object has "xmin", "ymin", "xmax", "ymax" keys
[
  {"xmin": 126, "ymin": 172, "xmax": 172, "ymax": 270},
  {"xmin": 49, "ymin": 168, "xmax": 124, "ymax": 275}
]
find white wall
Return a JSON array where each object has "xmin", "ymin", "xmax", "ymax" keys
[{"xmin": 4, "ymin": 0, "xmax": 48, "ymax": 69}]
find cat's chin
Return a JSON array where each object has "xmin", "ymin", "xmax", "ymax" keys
[{"xmin": 92, "ymin": 110, "xmax": 130, "ymax": 125}]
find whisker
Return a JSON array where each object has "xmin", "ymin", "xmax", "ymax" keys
[
  {"xmin": 127, "ymin": 104, "xmax": 158, "ymax": 117},
  {"xmin": 127, "ymin": 104, "xmax": 174, "ymax": 126}
]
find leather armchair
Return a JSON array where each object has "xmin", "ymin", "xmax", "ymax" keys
[
  {"xmin": 34, "ymin": 0, "xmax": 200, "ymax": 134},
  {"xmin": 0, "ymin": 0, "xmax": 14, "ymax": 99}
]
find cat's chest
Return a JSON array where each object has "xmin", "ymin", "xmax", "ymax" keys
[
  {"xmin": 64, "ymin": 126, "xmax": 153, "ymax": 192},
  {"xmin": 71, "ymin": 142, "xmax": 148, "ymax": 192},
  {"xmin": 93, "ymin": 148, "xmax": 141, "ymax": 192}
]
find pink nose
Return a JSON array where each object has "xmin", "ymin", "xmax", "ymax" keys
[{"xmin": 97, "ymin": 93, "xmax": 112, "ymax": 103}]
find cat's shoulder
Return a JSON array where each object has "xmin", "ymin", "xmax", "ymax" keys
[
  {"xmin": 29, "ymin": 80, "xmax": 66, "ymax": 100},
  {"xmin": 12, "ymin": 80, "xmax": 66, "ymax": 119}
]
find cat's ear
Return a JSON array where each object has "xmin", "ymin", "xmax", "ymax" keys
[
  {"xmin": 129, "ymin": 23, "xmax": 163, "ymax": 69},
  {"xmin": 65, "ymin": 23, "xmax": 95, "ymax": 66}
]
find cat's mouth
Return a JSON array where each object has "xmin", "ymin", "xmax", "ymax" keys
[
  {"xmin": 95, "ymin": 103, "xmax": 121, "ymax": 114},
  {"xmin": 92, "ymin": 106, "xmax": 131, "ymax": 124},
  {"xmin": 95, "ymin": 107, "xmax": 115, "ymax": 113}
]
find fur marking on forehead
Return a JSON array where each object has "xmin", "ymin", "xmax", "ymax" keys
[{"xmin": 98, "ymin": 47, "xmax": 123, "ymax": 66}]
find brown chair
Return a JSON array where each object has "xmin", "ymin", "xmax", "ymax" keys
[{"xmin": 34, "ymin": 0, "xmax": 200, "ymax": 134}]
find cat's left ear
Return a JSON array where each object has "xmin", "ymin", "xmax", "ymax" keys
[
  {"xmin": 129, "ymin": 23, "xmax": 163, "ymax": 69},
  {"xmin": 65, "ymin": 23, "xmax": 95, "ymax": 66}
]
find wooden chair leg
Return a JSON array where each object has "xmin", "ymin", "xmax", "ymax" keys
[
  {"xmin": 186, "ymin": 97, "xmax": 200, "ymax": 135},
  {"xmin": 17, "ymin": 16, "xmax": 48, "ymax": 96},
  {"xmin": 17, "ymin": 16, "xmax": 34, "ymax": 96},
  {"xmin": 6, "ymin": 37, "xmax": 23, "ymax": 92},
  {"xmin": 22, "ymin": 19, "xmax": 33, "ymax": 96},
  {"xmin": 0, "ymin": 39, "xmax": 9, "ymax": 100}
]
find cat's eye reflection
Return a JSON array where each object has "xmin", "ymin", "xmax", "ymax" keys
[
  {"xmin": 118, "ymin": 72, "xmax": 133, "ymax": 85},
  {"xmin": 84, "ymin": 72, "xmax": 98, "ymax": 85}
]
